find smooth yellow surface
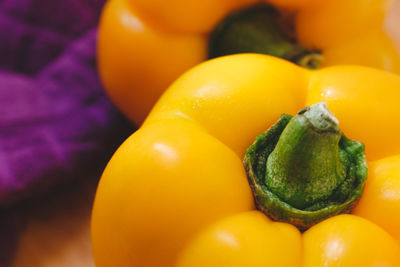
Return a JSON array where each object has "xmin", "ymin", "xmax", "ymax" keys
[
  {"xmin": 98, "ymin": 0, "xmax": 400, "ymax": 124},
  {"xmin": 98, "ymin": 0, "xmax": 206, "ymax": 122},
  {"xmin": 92, "ymin": 54, "xmax": 400, "ymax": 267},
  {"xmin": 146, "ymin": 55, "xmax": 307, "ymax": 157},
  {"xmin": 91, "ymin": 118, "xmax": 254, "ymax": 267},
  {"xmin": 306, "ymin": 65, "xmax": 400, "ymax": 160},
  {"xmin": 303, "ymin": 215, "xmax": 400, "ymax": 267},
  {"xmin": 321, "ymin": 27, "xmax": 400, "ymax": 71},
  {"xmin": 354, "ymin": 155, "xmax": 400, "ymax": 242},
  {"xmin": 176, "ymin": 211, "xmax": 302, "ymax": 267},
  {"xmin": 126, "ymin": 0, "xmax": 258, "ymax": 33},
  {"xmin": 295, "ymin": 0, "xmax": 388, "ymax": 48}
]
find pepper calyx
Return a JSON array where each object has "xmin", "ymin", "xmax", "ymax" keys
[{"xmin": 243, "ymin": 103, "xmax": 367, "ymax": 230}]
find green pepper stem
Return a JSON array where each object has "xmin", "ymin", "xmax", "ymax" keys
[
  {"xmin": 243, "ymin": 103, "xmax": 367, "ymax": 229},
  {"xmin": 266, "ymin": 103, "xmax": 345, "ymax": 209},
  {"xmin": 296, "ymin": 53, "xmax": 323, "ymax": 69},
  {"xmin": 208, "ymin": 4, "xmax": 322, "ymax": 69}
]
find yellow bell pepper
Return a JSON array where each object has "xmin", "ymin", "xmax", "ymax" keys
[
  {"xmin": 91, "ymin": 54, "xmax": 400, "ymax": 267},
  {"xmin": 98, "ymin": 0, "xmax": 400, "ymax": 125}
]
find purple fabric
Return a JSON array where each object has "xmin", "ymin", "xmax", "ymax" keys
[{"xmin": 0, "ymin": 0, "xmax": 133, "ymax": 205}]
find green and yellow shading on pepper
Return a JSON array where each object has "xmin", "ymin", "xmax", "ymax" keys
[
  {"xmin": 98, "ymin": 0, "xmax": 400, "ymax": 124},
  {"xmin": 91, "ymin": 54, "xmax": 400, "ymax": 267}
]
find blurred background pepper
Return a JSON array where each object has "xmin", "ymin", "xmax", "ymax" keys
[{"xmin": 98, "ymin": 0, "xmax": 400, "ymax": 125}]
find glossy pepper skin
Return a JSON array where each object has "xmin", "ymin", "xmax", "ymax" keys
[
  {"xmin": 91, "ymin": 54, "xmax": 400, "ymax": 267},
  {"xmin": 98, "ymin": 0, "xmax": 400, "ymax": 125}
]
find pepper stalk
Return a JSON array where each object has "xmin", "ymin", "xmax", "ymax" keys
[
  {"xmin": 244, "ymin": 103, "xmax": 368, "ymax": 229},
  {"xmin": 209, "ymin": 4, "xmax": 322, "ymax": 69}
]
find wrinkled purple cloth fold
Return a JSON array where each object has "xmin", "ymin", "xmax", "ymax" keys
[{"xmin": 0, "ymin": 0, "xmax": 133, "ymax": 205}]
